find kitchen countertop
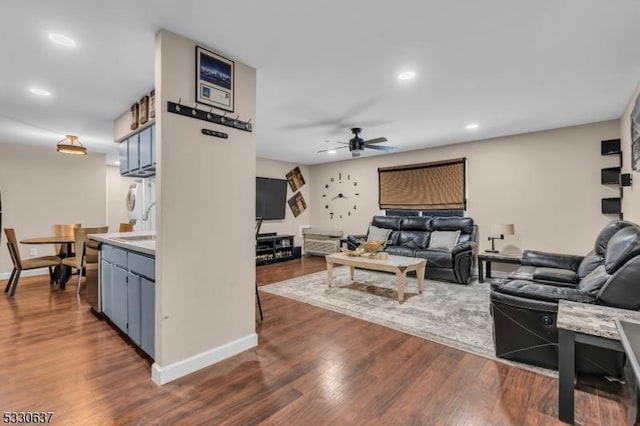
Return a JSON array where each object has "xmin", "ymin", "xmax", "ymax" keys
[{"xmin": 89, "ymin": 231, "xmax": 155, "ymax": 256}]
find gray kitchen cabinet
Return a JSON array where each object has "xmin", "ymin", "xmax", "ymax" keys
[
  {"xmin": 138, "ymin": 126, "xmax": 154, "ymax": 171},
  {"xmin": 128, "ymin": 134, "xmax": 140, "ymax": 173},
  {"xmin": 119, "ymin": 139, "xmax": 129, "ymax": 175},
  {"xmin": 140, "ymin": 277, "xmax": 155, "ymax": 358},
  {"xmin": 118, "ymin": 124, "xmax": 155, "ymax": 177},
  {"xmin": 100, "ymin": 259, "xmax": 113, "ymax": 318},
  {"xmin": 111, "ymin": 266, "xmax": 129, "ymax": 333},
  {"xmin": 127, "ymin": 272, "xmax": 141, "ymax": 346},
  {"xmin": 99, "ymin": 243, "xmax": 155, "ymax": 358}
]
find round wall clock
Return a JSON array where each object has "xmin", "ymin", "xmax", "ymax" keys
[{"xmin": 322, "ymin": 172, "xmax": 359, "ymax": 220}]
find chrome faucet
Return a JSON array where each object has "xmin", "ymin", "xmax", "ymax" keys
[{"xmin": 141, "ymin": 201, "xmax": 156, "ymax": 221}]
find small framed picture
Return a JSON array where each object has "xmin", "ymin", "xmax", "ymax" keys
[
  {"xmin": 139, "ymin": 95, "xmax": 149, "ymax": 125},
  {"xmin": 286, "ymin": 166, "xmax": 306, "ymax": 192},
  {"xmin": 196, "ymin": 46, "xmax": 234, "ymax": 112},
  {"xmin": 632, "ymin": 94, "xmax": 640, "ymax": 171},
  {"xmin": 130, "ymin": 103, "xmax": 139, "ymax": 130},
  {"xmin": 288, "ymin": 192, "xmax": 307, "ymax": 217},
  {"xmin": 149, "ymin": 89, "xmax": 156, "ymax": 119}
]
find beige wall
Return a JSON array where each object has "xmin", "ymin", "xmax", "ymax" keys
[
  {"xmin": 0, "ymin": 142, "xmax": 107, "ymax": 274},
  {"xmin": 155, "ymin": 30, "xmax": 257, "ymax": 370},
  {"xmin": 310, "ymin": 120, "xmax": 620, "ymax": 255},
  {"xmin": 256, "ymin": 158, "xmax": 310, "ymax": 247},
  {"xmin": 106, "ymin": 165, "xmax": 135, "ymax": 233},
  {"xmin": 620, "ymin": 80, "xmax": 640, "ymax": 224}
]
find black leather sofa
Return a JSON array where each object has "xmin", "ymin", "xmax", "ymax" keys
[
  {"xmin": 346, "ymin": 216, "xmax": 478, "ymax": 284},
  {"xmin": 490, "ymin": 220, "xmax": 640, "ymax": 376}
]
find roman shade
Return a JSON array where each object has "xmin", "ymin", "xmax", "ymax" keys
[{"xmin": 378, "ymin": 158, "xmax": 466, "ymax": 210}]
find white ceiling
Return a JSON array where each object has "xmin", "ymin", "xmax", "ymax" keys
[{"xmin": 2, "ymin": 0, "xmax": 640, "ymax": 165}]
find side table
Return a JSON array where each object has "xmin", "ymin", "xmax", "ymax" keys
[
  {"xmin": 557, "ymin": 300, "xmax": 640, "ymax": 424},
  {"xmin": 477, "ymin": 251, "xmax": 522, "ymax": 283}
]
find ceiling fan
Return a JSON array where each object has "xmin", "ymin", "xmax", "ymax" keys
[{"xmin": 317, "ymin": 127, "xmax": 397, "ymax": 157}]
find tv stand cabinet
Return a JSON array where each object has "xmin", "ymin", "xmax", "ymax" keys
[{"xmin": 256, "ymin": 234, "xmax": 299, "ymax": 265}]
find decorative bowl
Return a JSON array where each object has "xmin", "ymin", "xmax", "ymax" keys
[{"xmin": 360, "ymin": 240, "xmax": 387, "ymax": 253}]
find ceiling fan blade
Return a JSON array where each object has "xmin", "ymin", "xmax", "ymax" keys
[
  {"xmin": 317, "ymin": 146, "xmax": 349, "ymax": 153},
  {"xmin": 366, "ymin": 145, "xmax": 398, "ymax": 152},
  {"xmin": 325, "ymin": 140, "xmax": 349, "ymax": 145},
  {"xmin": 363, "ymin": 137, "xmax": 388, "ymax": 145}
]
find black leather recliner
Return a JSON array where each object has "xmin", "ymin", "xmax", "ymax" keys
[
  {"xmin": 346, "ymin": 216, "xmax": 478, "ymax": 284},
  {"xmin": 490, "ymin": 221, "xmax": 640, "ymax": 376}
]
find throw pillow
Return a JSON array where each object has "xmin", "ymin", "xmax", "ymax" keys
[
  {"xmin": 429, "ymin": 230, "xmax": 461, "ymax": 250},
  {"xmin": 367, "ymin": 225, "xmax": 392, "ymax": 242}
]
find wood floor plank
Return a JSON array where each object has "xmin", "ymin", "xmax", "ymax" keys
[{"xmin": 0, "ymin": 256, "xmax": 633, "ymax": 424}]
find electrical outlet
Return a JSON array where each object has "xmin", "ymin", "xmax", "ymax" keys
[{"xmin": 29, "ymin": 248, "xmax": 37, "ymax": 256}]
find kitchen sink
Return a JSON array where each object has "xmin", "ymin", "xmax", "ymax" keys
[{"xmin": 110, "ymin": 235, "xmax": 156, "ymax": 242}]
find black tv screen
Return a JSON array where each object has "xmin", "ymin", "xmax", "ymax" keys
[{"xmin": 256, "ymin": 177, "xmax": 288, "ymax": 220}]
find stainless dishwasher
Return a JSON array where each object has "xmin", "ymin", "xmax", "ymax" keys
[{"xmin": 85, "ymin": 239, "xmax": 102, "ymax": 313}]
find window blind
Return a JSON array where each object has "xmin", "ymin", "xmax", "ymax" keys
[{"xmin": 378, "ymin": 158, "xmax": 466, "ymax": 210}]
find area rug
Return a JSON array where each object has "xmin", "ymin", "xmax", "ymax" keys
[{"xmin": 259, "ymin": 267, "xmax": 556, "ymax": 378}]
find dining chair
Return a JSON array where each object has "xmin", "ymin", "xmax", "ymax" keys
[
  {"xmin": 3, "ymin": 228, "xmax": 62, "ymax": 296},
  {"xmin": 61, "ymin": 226, "xmax": 108, "ymax": 294},
  {"xmin": 119, "ymin": 222, "xmax": 134, "ymax": 232},
  {"xmin": 51, "ymin": 223, "xmax": 81, "ymax": 256}
]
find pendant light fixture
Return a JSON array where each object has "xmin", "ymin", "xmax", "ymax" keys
[{"xmin": 56, "ymin": 134, "xmax": 87, "ymax": 155}]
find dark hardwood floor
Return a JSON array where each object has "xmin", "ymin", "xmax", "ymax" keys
[{"xmin": 0, "ymin": 256, "xmax": 632, "ymax": 425}]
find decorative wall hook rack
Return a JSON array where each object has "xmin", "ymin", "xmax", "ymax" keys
[{"xmin": 167, "ymin": 101, "xmax": 252, "ymax": 132}]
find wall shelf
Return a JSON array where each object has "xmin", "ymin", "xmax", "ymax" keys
[{"xmin": 600, "ymin": 139, "xmax": 623, "ymax": 220}]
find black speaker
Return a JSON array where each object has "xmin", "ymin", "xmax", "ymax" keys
[
  {"xmin": 621, "ymin": 173, "xmax": 633, "ymax": 187},
  {"xmin": 292, "ymin": 246, "xmax": 302, "ymax": 259}
]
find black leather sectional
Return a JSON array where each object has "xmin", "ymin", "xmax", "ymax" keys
[
  {"xmin": 347, "ymin": 216, "xmax": 478, "ymax": 284},
  {"xmin": 490, "ymin": 220, "xmax": 640, "ymax": 376}
]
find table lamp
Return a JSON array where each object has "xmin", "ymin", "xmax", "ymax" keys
[{"xmin": 487, "ymin": 224, "xmax": 515, "ymax": 253}]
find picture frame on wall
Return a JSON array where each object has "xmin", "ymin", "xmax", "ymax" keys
[
  {"xmin": 149, "ymin": 89, "xmax": 156, "ymax": 119},
  {"xmin": 195, "ymin": 46, "xmax": 234, "ymax": 112},
  {"xmin": 286, "ymin": 166, "xmax": 306, "ymax": 192},
  {"xmin": 139, "ymin": 95, "xmax": 149, "ymax": 125},
  {"xmin": 632, "ymin": 94, "xmax": 640, "ymax": 171},
  {"xmin": 130, "ymin": 103, "xmax": 139, "ymax": 130},
  {"xmin": 288, "ymin": 192, "xmax": 307, "ymax": 217}
]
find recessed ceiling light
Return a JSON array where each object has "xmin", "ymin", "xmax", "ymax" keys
[
  {"xmin": 398, "ymin": 71, "xmax": 416, "ymax": 81},
  {"xmin": 465, "ymin": 123, "xmax": 479, "ymax": 130},
  {"xmin": 48, "ymin": 33, "xmax": 76, "ymax": 47},
  {"xmin": 29, "ymin": 87, "xmax": 52, "ymax": 97},
  {"xmin": 328, "ymin": 150, "xmax": 337, "ymax": 154}
]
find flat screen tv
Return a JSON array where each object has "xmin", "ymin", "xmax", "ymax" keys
[{"xmin": 256, "ymin": 177, "xmax": 288, "ymax": 220}]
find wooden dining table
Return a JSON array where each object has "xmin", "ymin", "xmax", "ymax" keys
[{"xmin": 20, "ymin": 236, "xmax": 75, "ymax": 288}]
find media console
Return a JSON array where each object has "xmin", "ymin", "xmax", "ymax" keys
[{"xmin": 256, "ymin": 233, "xmax": 301, "ymax": 265}]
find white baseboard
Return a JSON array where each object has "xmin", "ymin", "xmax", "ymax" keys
[
  {"xmin": 0, "ymin": 268, "xmax": 49, "ymax": 280},
  {"xmin": 151, "ymin": 332, "xmax": 258, "ymax": 385}
]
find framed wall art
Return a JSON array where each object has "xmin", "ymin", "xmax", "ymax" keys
[
  {"xmin": 288, "ymin": 192, "xmax": 307, "ymax": 217},
  {"xmin": 149, "ymin": 89, "xmax": 156, "ymax": 119},
  {"xmin": 285, "ymin": 166, "xmax": 305, "ymax": 191},
  {"xmin": 139, "ymin": 95, "xmax": 149, "ymax": 125},
  {"xmin": 632, "ymin": 93, "xmax": 640, "ymax": 171},
  {"xmin": 130, "ymin": 103, "xmax": 139, "ymax": 130},
  {"xmin": 196, "ymin": 46, "xmax": 234, "ymax": 112}
]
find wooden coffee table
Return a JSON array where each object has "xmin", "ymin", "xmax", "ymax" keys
[{"xmin": 325, "ymin": 253, "xmax": 427, "ymax": 303}]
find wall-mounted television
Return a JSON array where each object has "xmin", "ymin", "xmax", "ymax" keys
[{"xmin": 256, "ymin": 177, "xmax": 288, "ymax": 220}]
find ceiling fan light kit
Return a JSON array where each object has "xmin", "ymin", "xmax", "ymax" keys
[
  {"xmin": 317, "ymin": 127, "xmax": 397, "ymax": 157},
  {"xmin": 56, "ymin": 134, "xmax": 87, "ymax": 155}
]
